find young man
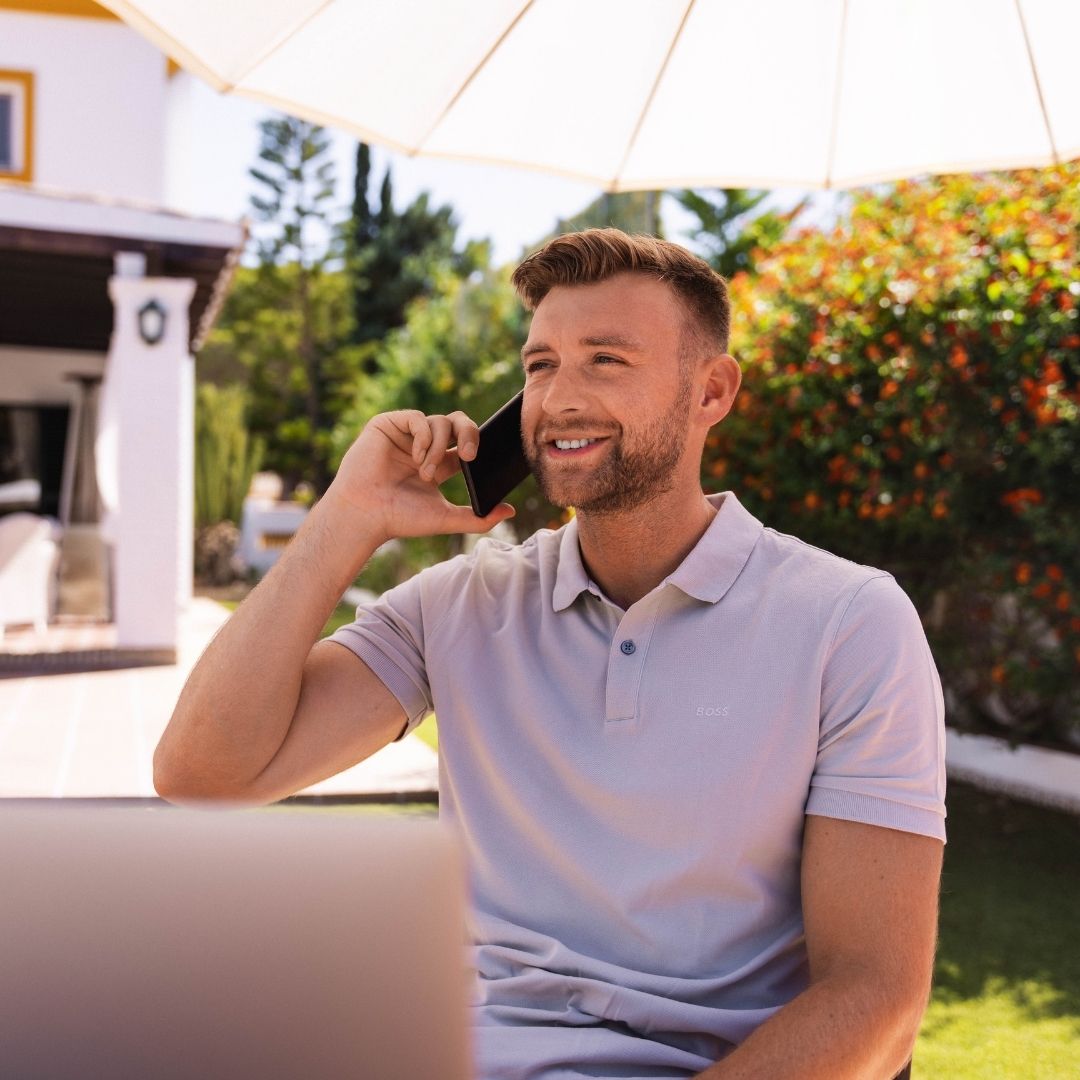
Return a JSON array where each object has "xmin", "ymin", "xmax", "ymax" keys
[{"xmin": 156, "ymin": 230, "xmax": 945, "ymax": 1079}]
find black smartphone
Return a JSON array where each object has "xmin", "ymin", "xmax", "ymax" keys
[{"xmin": 460, "ymin": 390, "xmax": 531, "ymax": 517}]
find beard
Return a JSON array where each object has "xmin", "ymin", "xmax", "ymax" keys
[{"xmin": 526, "ymin": 371, "xmax": 694, "ymax": 516}]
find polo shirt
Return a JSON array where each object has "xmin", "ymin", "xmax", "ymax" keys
[{"xmin": 329, "ymin": 491, "xmax": 947, "ymax": 1079}]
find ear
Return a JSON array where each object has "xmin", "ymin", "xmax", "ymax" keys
[{"xmin": 698, "ymin": 354, "xmax": 742, "ymax": 427}]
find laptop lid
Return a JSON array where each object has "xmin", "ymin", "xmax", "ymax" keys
[{"xmin": 0, "ymin": 804, "xmax": 472, "ymax": 1080}]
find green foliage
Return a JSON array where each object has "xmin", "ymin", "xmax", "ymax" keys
[
  {"xmin": 348, "ymin": 142, "xmax": 487, "ymax": 352},
  {"xmin": 676, "ymin": 188, "xmax": 798, "ymax": 280},
  {"xmin": 194, "ymin": 383, "xmax": 264, "ymax": 528},
  {"xmin": 234, "ymin": 115, "xmax": 351, "ymax": 495},
  {"xmin": 201, "ymin": 264, "xmax": 366, "ymax": 496},
  {"xmin": 250, "ymin": 116, "xmax": 340, "ymax": 268},
  {"xmin": 712, "ymin": 165, "xmax": 1080, "ymax": 743}
]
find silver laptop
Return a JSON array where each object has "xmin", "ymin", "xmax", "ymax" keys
[{"xmin": 0, "ymin": 804, "xmax": 472, "ymax": 1080}]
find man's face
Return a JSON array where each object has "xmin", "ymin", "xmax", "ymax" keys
[{"xmin": 519, "ymin": 273, "xmax": 698, "ymax": 515}]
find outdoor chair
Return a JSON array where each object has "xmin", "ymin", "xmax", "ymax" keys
[{"xmin": 0, "ymin": 512, "xmax": 61, "ymax": 634}]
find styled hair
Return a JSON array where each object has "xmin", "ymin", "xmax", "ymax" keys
[{"xmin": 511, "ymin": 227, "xmax": 730, "ymax": 355}]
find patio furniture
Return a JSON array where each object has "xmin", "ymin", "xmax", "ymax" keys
[{"xmin": 0, "ymin": 512, "xmax": 62, "ymax": 634}]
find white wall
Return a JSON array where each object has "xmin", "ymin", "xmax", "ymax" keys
[
  {"xmin": 0, "ymin": 10, "xmax": 168, "ymax": 203},
  {"xmin": 0, "ymin": 347, "xmax": 105, "ymax": 405}
]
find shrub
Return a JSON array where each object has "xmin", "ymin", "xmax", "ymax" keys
[{"xmin": 710, "ymin": 166, "xmax": 1080, "ymax": 746}]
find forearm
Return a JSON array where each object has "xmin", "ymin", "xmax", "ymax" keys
[
  {"xmin": 694, "ymin": 972, "xmax": 922, "ymax": 1080},
  {"xmin": 154, "ymin": 487, "xmax": 386, "ymax": 798}
]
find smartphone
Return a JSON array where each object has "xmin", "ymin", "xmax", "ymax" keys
[{"xmin": 460, "ymin": 390, "xmax": 531, "ymax": 517}]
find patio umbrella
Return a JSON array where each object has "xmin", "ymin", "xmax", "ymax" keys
[{"xmin": 100, "ymin": 0, "xmax": 1080, "ymax": 190}]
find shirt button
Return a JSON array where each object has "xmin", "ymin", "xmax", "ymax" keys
[{"xmin": 620, "ymin": 639, "xmax": 636, "ymax": 655}]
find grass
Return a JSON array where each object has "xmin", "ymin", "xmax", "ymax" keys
[{"xmin": 915, "ymin": 781, "xmax": 1080, "ymax": 1078}]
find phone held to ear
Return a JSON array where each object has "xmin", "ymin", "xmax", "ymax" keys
[{"xmin": 460, "ymin": 390, "xmax": 531, "ymax": 517}]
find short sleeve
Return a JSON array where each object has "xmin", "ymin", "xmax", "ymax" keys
[
  {"xmin": 327, "ymin": 572, "xmax": 434, "ymax": 739},
  {"xmin": 806, "ymin": 574, "xmax": 947, "ymax": 842}
]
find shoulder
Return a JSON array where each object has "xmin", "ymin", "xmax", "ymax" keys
[
  {"xmin": 402, "ymin": 525, "xmax": 564, "ymax": 617},
  {"xmin": 751, "ymin": 523, "xmax": 894, "ymax": 604}
]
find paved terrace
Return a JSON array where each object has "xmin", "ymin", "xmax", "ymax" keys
[{"xmin": 0, "ymin": 599, "xmax": 437, "ymax": 801}]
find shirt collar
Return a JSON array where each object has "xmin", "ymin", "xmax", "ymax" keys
[{"xmin": 551, "ymin": 492, "xmax": 764, "ymax": 613}]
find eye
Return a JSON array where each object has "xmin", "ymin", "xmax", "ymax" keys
[
  {"xmin": 524, "ymin": 358, "xmax": 553, "ymax": 374},
  {"xmin": 594, "ymin": 354, "xmax": 624, "ymax": 365}
]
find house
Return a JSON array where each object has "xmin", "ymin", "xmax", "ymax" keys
[{"xmin": 0, "ymin": 0, "xmax": 244, "ymax": 663}]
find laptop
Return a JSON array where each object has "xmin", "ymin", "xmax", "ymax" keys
[{"xmin": 0, "ymin": 804, "xmax": 473, "ymax": 1080}]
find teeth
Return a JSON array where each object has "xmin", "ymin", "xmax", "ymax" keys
[{"xmin": 554, "ymin": 438, "xmax": 597, "ymax": 450}]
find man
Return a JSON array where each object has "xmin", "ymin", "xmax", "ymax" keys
[{"xmin": 156, "ymin": 229, "xmax": 945, "ymax": 1079}]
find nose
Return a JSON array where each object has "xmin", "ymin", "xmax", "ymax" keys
[{"xmin": 539, "ymin": 365, "xmax": 588, "ymax": 416}]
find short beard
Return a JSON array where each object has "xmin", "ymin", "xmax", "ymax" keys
[{"xmin": 528, "ymin": 364, "xmax": 695, "ymax": 517}]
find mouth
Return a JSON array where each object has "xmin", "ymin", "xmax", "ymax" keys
[{"xmin": 545, "ymin": 436, "xmax": 609, "ymax": 458}]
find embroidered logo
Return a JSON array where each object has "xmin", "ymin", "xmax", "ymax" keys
[{"xmin": 695, "ymin": 705, "xmax": 731, "ymax": 718}]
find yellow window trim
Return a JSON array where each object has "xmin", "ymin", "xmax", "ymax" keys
[
  {"xmin": 0, "ymin": 1, "xmax": 118, "ymax": 19},
  {"xmin": 0, "ymin": 69, "xmax": 33, "ymax": 184}
]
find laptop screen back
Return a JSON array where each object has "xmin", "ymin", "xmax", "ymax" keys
[{"xmin": 0, "ymin": 805, "xmax": 472, "ymax": 1080}]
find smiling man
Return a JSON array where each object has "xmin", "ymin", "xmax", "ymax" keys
[{"xmin": 156, "ymin": 229, "xmax": 945, "ymax": 1080}]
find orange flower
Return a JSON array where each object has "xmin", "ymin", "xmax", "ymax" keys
[
  {"xmin": 1057, "ymin": 592, "xmax": 1072, "ymax": 612},
  {"xmin": 1016, "ymin": 563, "xmax": 1032, "ymax": 585},
  {"xmin": 932, "ymin": 503, "xmax": 948, "ymax": 519},
  {"xmin": 881, "ymin": 380, "xmax": 900, "ymax": 400},
  {"xmin": 991, "ymin": 664, "xmax": 1007, "ymax": 685},
  {"xmin": 1033, "ymin": 582, "xmax": 1053, "ymax": 599},
  {"xmin": 1047, "ymin": 565, "xmax": 1064, "ymax": 582},
  {"xmin": 804, "ymin": 491, "xmax": 821, "ymax": 510},
  {"xmin": 914, "ymin": 462, "xmax": 930, "ymax": 480},
  {"xmin": 949, "ymin": 345, "xmax": 969, "ymax": 369}
]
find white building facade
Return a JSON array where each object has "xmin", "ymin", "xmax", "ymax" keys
[{"xmin": 0, "ymin": 0, "xmax": 244, "ymax": 658}]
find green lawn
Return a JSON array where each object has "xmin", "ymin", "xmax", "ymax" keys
[{"xmin": 915, "ymin": 782, "xmax": 1080, "ymax": 1078}]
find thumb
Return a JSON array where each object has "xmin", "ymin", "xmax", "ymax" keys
[{"xmin": 442, "ymin": 501, "xmax": 516, "ymax": 535}]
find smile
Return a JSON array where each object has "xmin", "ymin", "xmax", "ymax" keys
[{"xmin": 553, "ymin": 438, "xmax": 600, "ymax": 450}]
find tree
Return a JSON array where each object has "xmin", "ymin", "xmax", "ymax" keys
[
  {"xmin": 553, "ymin": 191, "xmax": 665, "ymax": 238},
  {"xmin": 224, "ymin": 115, "xmax": 365, "ymax": 496},
  {"xmin": 675, "ymin": 188, "xmax": 799, "ymax": 280},
  {"xmin": 348, "ymin": 142, "xmax": 486, "ymax": 361}
]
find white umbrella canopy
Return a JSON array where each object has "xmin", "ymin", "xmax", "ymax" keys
[{"xmin": 102, "ymin": 0, "xmax": 1080, "ymax": 191}]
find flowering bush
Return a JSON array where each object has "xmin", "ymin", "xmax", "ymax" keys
[{"xmin": 708, "ymin": 166, "xmax": 1080, "ymax": 746}]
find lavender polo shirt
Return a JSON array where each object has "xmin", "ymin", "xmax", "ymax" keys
[{"xmin": 329, "ymin": 491, "xmax": 946, "ymax": 1079}]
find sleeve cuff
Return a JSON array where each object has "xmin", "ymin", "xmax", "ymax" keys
[
  {"xmin": 806, "ymin": 786, "xmax": 947, "ymax": 843},
  {"xmin": 327, "ymin": 626, "xmax": 432, "ymax": 739}
]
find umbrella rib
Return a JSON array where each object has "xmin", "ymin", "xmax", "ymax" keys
[
  {"xmin": 222, "ymin": 0, "xmax": 339, "ymax": 91},
  {"xmin": 414, "ymin": 0, "xmax": 538, "ymax": 153},
  {"xmin": 612, "ymin": 0, "xmax": 698, "ymax": 194},
  {"xmin": 1014, "ymin": 0, "xmax": 1059, "ymax": 163},
  {"xmin": 823, "ymin": 0, "xmax": 850, "ymax": 191}
]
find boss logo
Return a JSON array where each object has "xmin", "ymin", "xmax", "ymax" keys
[{"xmin": 696, "ymin": 705, "xmax": 731, "ymax": 718}]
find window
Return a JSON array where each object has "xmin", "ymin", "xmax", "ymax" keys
[{"xmin": 0, "ymin": 70, "xmax": 34, "ymax": 183}]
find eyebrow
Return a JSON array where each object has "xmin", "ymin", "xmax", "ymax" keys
[{"xmin": 520, "ymin": 334, "xmax": 645, "ymax": 363}]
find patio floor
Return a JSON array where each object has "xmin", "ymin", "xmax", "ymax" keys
[{"xmin": 0, "ymin": 598, "xmax": 438, "ymax": 800}]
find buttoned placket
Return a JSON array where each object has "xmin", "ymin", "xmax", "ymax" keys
[{"xmin": 598, "ymin": 587, "xmax": 666, "ymax": 732}]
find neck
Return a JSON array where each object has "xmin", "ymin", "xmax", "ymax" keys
[{"xmin": 574, "ymin": 483, "xmax": 718, "ymax": 609}]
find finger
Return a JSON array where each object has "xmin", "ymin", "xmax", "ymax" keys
[
  {"xmin": 374, "ymin": 410, "xmax": 423, "ymax": 454},
  {"xmin": 420, "ymin": 416, "xmax": 454, "ymax": 480},
  {"xmin": 432, "ymin": 447, "xmax": 464, "ymax": 486},
  {"xmin": 446, "ymin": 411, "xmax": 480, "ymax": 461},
  {"xmin": 406, "ymin": 413, "xmax": 433, "ymax": 465}
]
